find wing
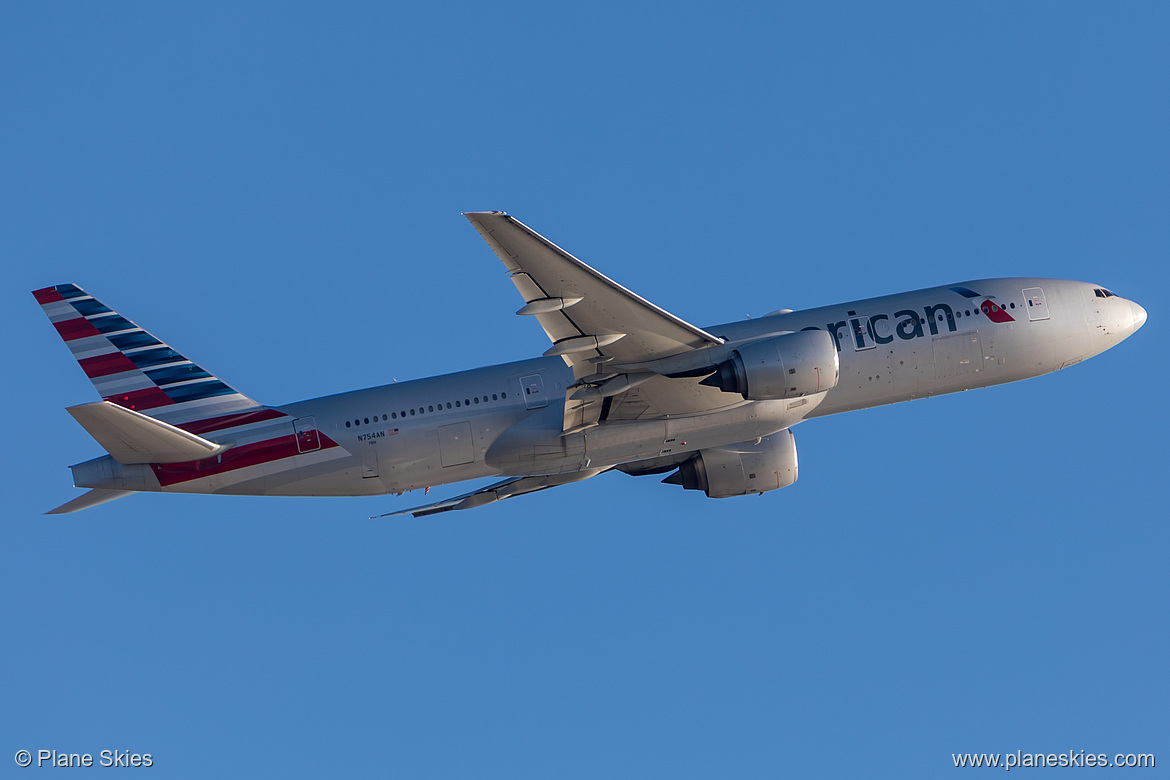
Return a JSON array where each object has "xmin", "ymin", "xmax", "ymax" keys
[
  {"xmin": 371, "ymin": 469, "xmax": 607, "ymax": 518},
  {"xmin": 464, "ymin": 212, "xmax": 723, "ymax": 366},
  {"xmin": 465, "ymin": 212, "xmax": 739, "ymax": 425}
]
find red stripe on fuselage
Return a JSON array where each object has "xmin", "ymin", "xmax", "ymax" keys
[
  {"xmin": 150, "ymin": 432, "xmax": 339, "ymax": 487},
  {"xmin": 981, "ymin": 299, "xmax": 1015, "ymax": 324},
  {"xmin": 54, "ymin": 317, "xmax": 102, "ymax": 341},
  {"xmin": 176, "ymin": 408, "xmax": 288, "ymax": 435},
  {"xmin": 104, "ymin": 387, "xmax": 175, "ymax": 411},
  {"xmin": 79, "ymin": 351, "xmax": 139, "ymax": 378},
  {"xmin": 33, "ymin": 287, "xmax": 65, "ymax": 304}
]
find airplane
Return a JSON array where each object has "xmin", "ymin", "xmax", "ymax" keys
[{"xmin": 34, "ymin": 212, "xmax": 1147, "ymax": 516}]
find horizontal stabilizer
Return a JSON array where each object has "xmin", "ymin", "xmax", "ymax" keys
[
  {"xmin": 46, "ymin": 488, "xmax": 135, "ymax": 515},
  {"xmin": 67, "ymin": 401, "xmax": 231, "ymax": 464}
]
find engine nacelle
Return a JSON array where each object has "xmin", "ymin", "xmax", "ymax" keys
[
  {"xmin": 663, "ymin": 430, "xmax": 798, "ymax": 499},
  {"xmin": 700, "ymin": 330, "xmax": 838, "ymax": 400}
]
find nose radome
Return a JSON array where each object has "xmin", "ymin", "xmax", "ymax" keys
[{"xmin": 1131, "ymin": 301, "xmax": 1147, "ymax": 331}]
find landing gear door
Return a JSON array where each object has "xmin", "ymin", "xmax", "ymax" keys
[
  {"xmin": 1022, "ymin": 287, "xmax": 1050, "ymax": 321},
  {"xmin": 520, "ymin": 374, "xmax": 547, "ymax": 409}
]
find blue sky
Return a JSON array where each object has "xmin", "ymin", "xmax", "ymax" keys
[{"xmin": 3, "ymin": 2, "xmax": 1167, "ymax": 776}]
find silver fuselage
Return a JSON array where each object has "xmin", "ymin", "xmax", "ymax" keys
[{"xmin": 71, "ymin": 277, "xmax": 1146, "ymax": 498}]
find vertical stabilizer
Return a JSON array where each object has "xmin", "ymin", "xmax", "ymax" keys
[{"xmin": 33, "ymin": 284, "xmax": 266, "ymax": 428}]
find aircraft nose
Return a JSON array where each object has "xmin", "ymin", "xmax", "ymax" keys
[{"xmin": 1131, "ymin": 300, "xmax": 1147, "ymax": 332}]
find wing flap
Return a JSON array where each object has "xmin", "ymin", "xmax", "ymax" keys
[{"xmin": 67, "ymin": 401, "xmax": 231, "ymax": 465}]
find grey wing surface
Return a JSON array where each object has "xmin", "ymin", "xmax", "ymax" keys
[
  {"xmin": 465, "ymin": 212, "xmax": 740, "ymax": 424},
  {"xmin": 464, "ymin": 212, "xmax": 723, "ymax": 365}
]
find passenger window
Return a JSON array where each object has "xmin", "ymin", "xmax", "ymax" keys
[
  {"xmin": 382, "ymin": 414, "xmax": 388, "ymax": 421},
  {"xmin": 410, "ymin": 409, "xmax": 415, "ymax": 416},
  {"xmin": 346, "ymin": 421, "xmax": 351, "ymax": 428},
  {"xmin": 474, "ymin": 397, "xmax": 479, "ymax": 404},
  {"xmin": 455, "ymin": 400, "xmax": 461, "ymax": 407},
  {"xmin": 501, "ymin": 392, "xmax": 507, "ymax": 399},
  {"xmin": 446, "ymin": 402, "xmax": 452, "ymax": 409},
  {"xmin": 428, "ymin": 405, "xmax": 434, "ymax": 412},
  {"xmin": 492, "ymin": 393, "xmax": 498, "ymax": 400}
]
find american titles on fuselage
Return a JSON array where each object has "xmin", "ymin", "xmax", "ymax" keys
[{"xmin": 807, "ymin": 294, "xmax": 1019, "ymax": 353}]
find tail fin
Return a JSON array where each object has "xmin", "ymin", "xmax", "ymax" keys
[{"xmin": 33, "ymin": 284, "xmax": 264, "ymax": 426}]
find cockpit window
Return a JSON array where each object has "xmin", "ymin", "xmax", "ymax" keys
[{"xmin": 1094, "ymin": 288, "xmax": 1118, "ymax": 298}]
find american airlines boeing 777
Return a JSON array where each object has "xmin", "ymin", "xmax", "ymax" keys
[{"xmin": 36, "ymin": 212, "xmax": 1146, "ymax": 516}]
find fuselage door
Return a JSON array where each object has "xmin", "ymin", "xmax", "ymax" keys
[
  {"xmin": 520, "ymin": 374, "xmax": 548, "ymax": 409},
  {"xmin": 294, "ymin": 417, "xmax": 321, "ymax": 453},
  {"xmin": 1022, "ymin": 287, "xmax": 1050, "ymax": 321}
]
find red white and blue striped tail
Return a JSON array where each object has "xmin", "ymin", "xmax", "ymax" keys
[{"xmin": 33, "ymin": 283, "xmax": 268, "ymax": 429}]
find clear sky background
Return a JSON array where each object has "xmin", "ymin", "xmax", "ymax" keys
[{"xmin": 3, "ymin": 3, "xmax": 1167, "ymax": 777}]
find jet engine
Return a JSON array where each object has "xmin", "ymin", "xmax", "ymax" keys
[
  {"xmin": 700, "ymin": 330, "xmax": 838, "ymax": 400},
  {"xmin": 663, "ymin": 429, "xmax": 798, "ymax": 498}
]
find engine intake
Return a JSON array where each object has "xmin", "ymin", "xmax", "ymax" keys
[
  {"xmin": 700, "ymin": 330, "xmax": 838, "ymax": 400},
  {"xmin": 663, "ymin": 430, "xmax": 798, "ymax": 499}
]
